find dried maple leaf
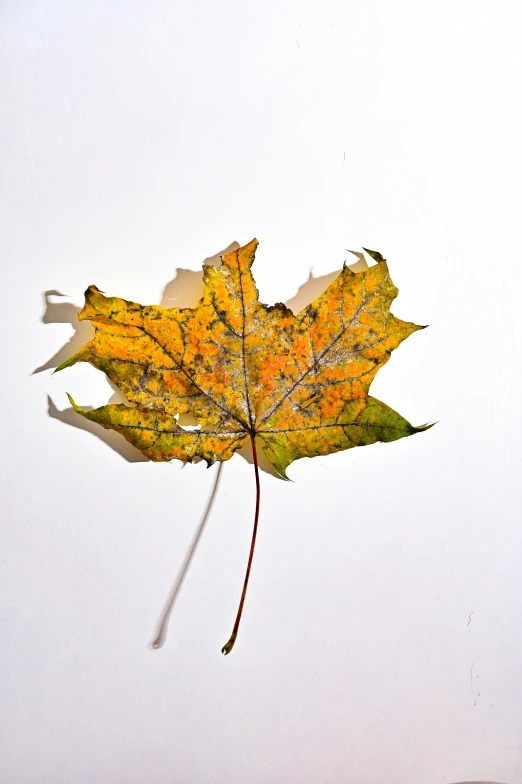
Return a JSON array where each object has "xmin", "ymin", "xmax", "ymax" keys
[{"xmin": 56, "ymin": 239, "xmax": 431, "ymax": 653}]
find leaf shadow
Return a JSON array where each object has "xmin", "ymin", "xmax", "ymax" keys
[
  {"xmin": 159, "ymin": 242, "xmax": 239, "ymax": 309},
  {"xmin": 36, "ymin": 244, "xmax": 367, "ymax": 475},
  {"xmin": 150, "ymin": 461, "xmax": 223, "ymax": 650},
  {"xmin": 32, "ymin": 290, "xmax": 95, "ymax": 374},
  {"xmin": 284, "ymin": 252, "xmax": 367, "ymax": 315},
  {"xmin": 47, "ymin": 389, "xmax": 149, "ymax": 463}
]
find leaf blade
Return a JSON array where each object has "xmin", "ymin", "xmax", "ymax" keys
[{"xmin": 57, "ymin": 240, "xmax": 431, "ymax": 472}]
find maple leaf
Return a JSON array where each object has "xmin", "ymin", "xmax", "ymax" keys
[{"xmin": 56, "ymin": 239, "xmax": 431, "ymax": 653}]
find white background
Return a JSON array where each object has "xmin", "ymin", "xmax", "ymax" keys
[{"xmin": 1, "ymin": 1, "xmax": 521, "ymax": 783}]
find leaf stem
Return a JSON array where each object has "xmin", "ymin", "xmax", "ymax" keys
[{"xmin": 221, "ymin": 435, "xmax": 261, "ymax": 655}]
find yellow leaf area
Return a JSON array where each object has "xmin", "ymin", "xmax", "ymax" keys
[{"xmin": 56, "ymin": 240, "xmax": 431, "ymax": 478}]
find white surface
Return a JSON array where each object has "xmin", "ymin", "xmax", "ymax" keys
[{"xmin": 1, "ymin": 1, "xmax": 521, "ymax": 782}]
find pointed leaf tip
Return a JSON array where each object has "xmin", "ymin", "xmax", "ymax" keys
[
  {"xmin": 414, "ymin": 421, "xmax": 437, "ymax": 432},
  {"xmin": 362, "ymin": 247, "xmax": 386, "ymax": 263},
  {"xmin": 66, "ymin": 392, "xmax": 81, "ymax": 412}
]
